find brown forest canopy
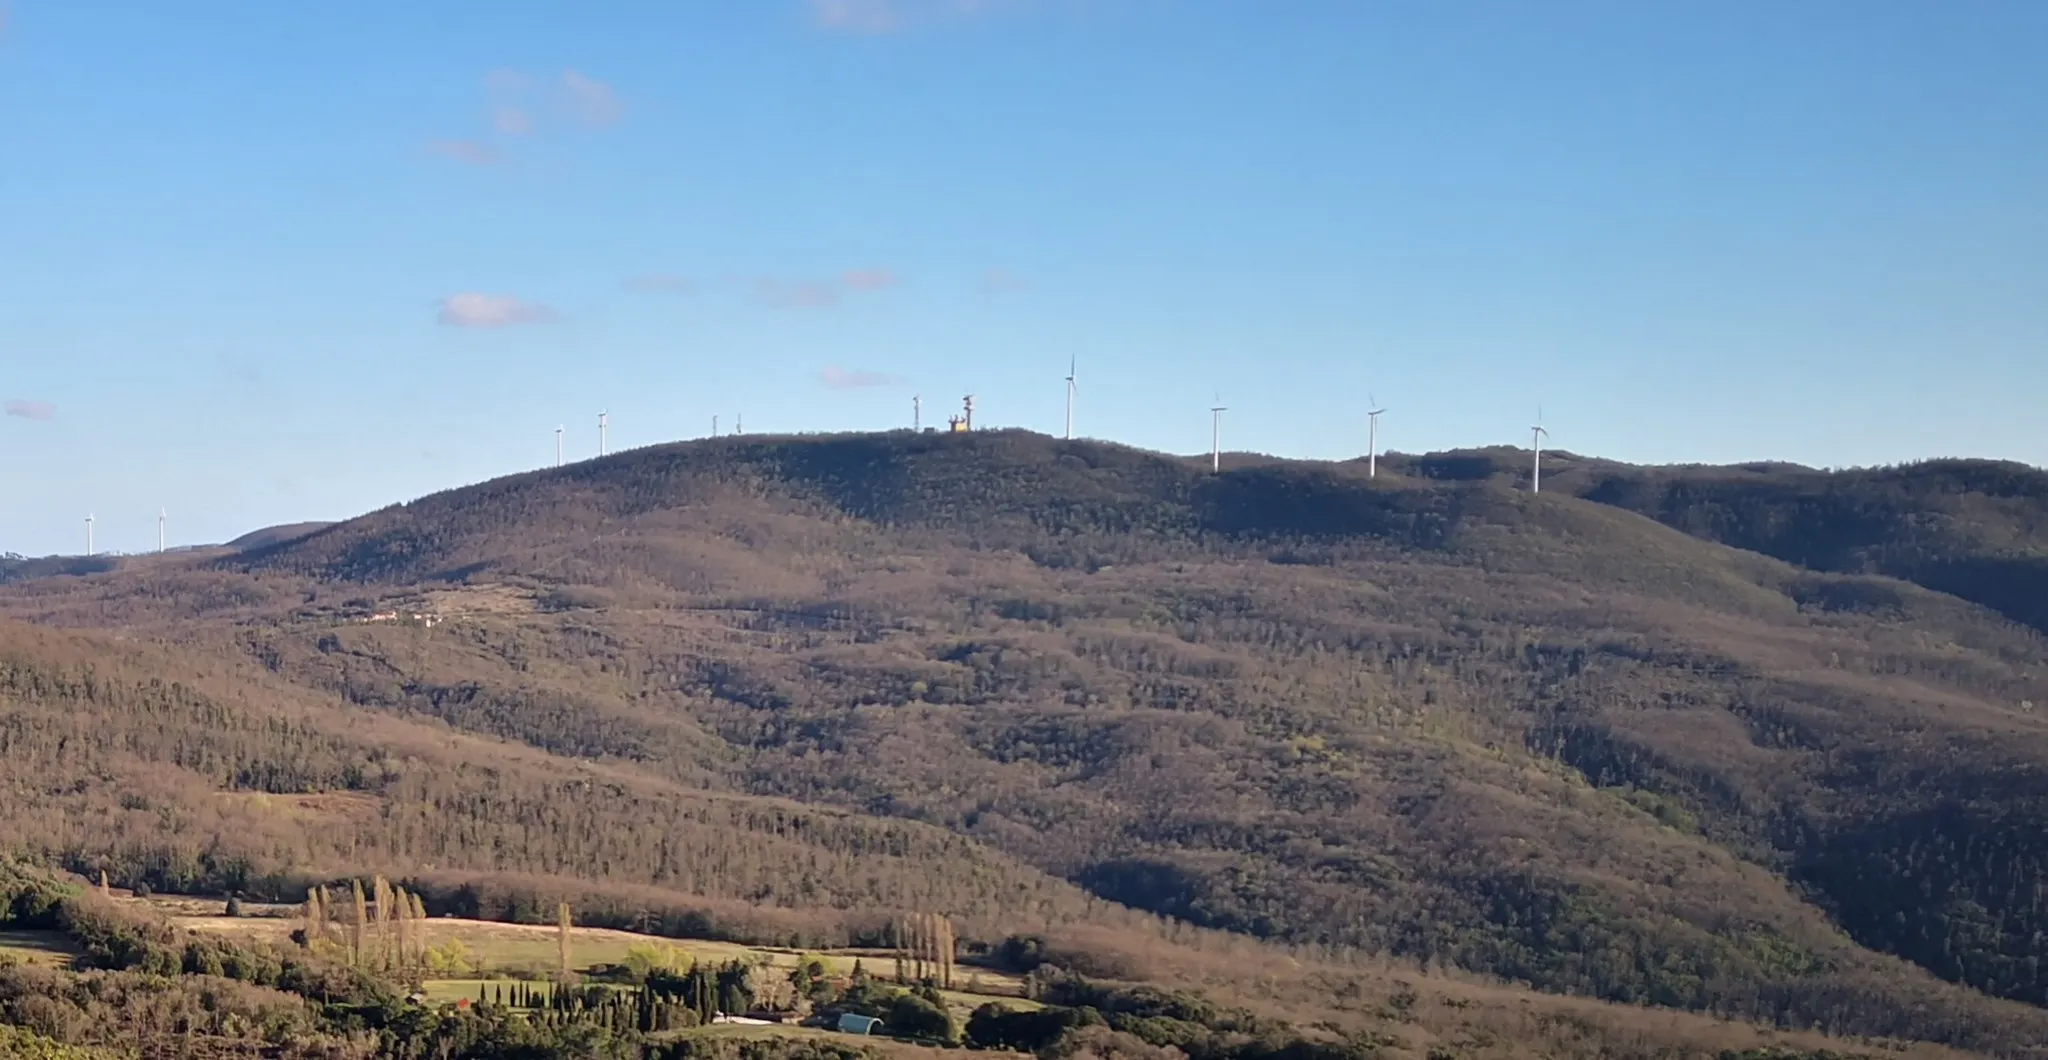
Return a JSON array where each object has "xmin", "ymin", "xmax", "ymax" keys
[{"xmin": 6, "ymin": 430, "xmax": 2048, "ymax": 1058}]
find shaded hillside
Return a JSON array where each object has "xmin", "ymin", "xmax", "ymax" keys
[
  {"xmin": 10, "ymin": 432, "xmax": 2048, "ymax": 1056},
  {"xmin": 0, "ymin": 617, "xmax": 1123, "ymax": 933},
  {"xmin": 1375, "ymin": 449, "xmax": 2048, "ymax": 638}
]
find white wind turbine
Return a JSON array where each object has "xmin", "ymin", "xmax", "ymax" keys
[
  {"xmin": 1064, "ymin": 356, "xmax": 1077, "ymax": 440},
  {"xmin": 1530, "ymin": 409, "xmax": 1550, "ymax": 493},
  {"xmin": 1366, "ymin": 394, "xmax": 1386, "ymax": 479},
  {"xmin": 85, "ymin": 514, "xmax": 94, "ymax": 557},
  {"xmin": 598, "ymin": 411, "xmax": 609, "ymax": 457},
  {"xmin": 1209, "ymin": 394, "xmax": 1227, "ymax": 473},
  {"xmin": 555, "ymin": 426, "xmax": 564, "ymax": 467}
]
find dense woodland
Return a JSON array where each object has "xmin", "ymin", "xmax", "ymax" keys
[{"xmin": 5, "ymin": 431, "xmax": 2048, "ymax": 1058}]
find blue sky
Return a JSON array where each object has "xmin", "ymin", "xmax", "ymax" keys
[{"xmin": 2, "ymin": 0, "xmax": 2044, "ymax": 555}]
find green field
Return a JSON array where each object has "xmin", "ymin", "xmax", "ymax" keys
[
  {"xmin": 0, "ymin": 930, "xmax": 79, "ymax": 969},
  {"xmin": 144, "ymin": 896, "xmax": 1026, "ymax": 1004},
  {"xmin": 664, "ymin": 1022, "xmax": 965, "ymax": 1060}
]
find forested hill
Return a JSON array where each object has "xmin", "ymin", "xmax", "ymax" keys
[
  {"xmin": 10, "ymin": 430, "xmax": 2048, "ymax": 1057},
  {"xmin": 1376, "ymin": 448, "xmax": 2048, "ymax": 637}
]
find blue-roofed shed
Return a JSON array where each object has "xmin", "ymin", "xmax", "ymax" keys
[{"xmin": 837, "ymin": 1013, "xmax": 883, "ymax": 1035}]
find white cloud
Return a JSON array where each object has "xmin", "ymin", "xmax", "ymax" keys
[
  {"xmin": 492, "ymin": 106, "xmax": 534, "ymax": 136},
  {"xmin": 426, "ymin": 139, "xmax": 499, "ymax": 166},
  {"xmin": 810, "ymin": 0, "xmax": 902, "ymax": 33},
  {"xmin": 749, "ymin": 268, "xmax": 904, "ymax": 309},
  {"xmin": 808, "ymin": 0, "xmax": 1026, "ymax": 33},
  {"xmin": 437, "ymin": 293, "xmax": 554, "ymax": 328},
  {"xmin": 754, "ymin": 278, "xmax": 841, "ymax": 310},
  {"xmin": 4, "ymin": 399, "xmax": 55, "ymax": 421},
  {"xmin": 980, "ymin": 267, "xmax": 1031, "ymax": 293},
  {"xmin": 841, "ymin": 268, "xmax": 901, "ymax": 292},
  {"xmin": 625, "ymin": 273, "xmax": 696, "ymax": 294},
  {"xmin": 561, "ymin": 70, "xmax": 624, "ymax": 127}
]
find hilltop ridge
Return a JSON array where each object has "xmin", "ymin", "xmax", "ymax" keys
[{"xmin": 7, "ymin": 430, "xmax": 2048, "ymax": 1056}]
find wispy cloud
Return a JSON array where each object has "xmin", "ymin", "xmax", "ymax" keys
[
  {"xmin": 808, "ymin": 0, "xmax": 1024, "ymax": 34},
  {"xmin": 750, "ymin": 269, "xmax": 904, "ymax": 310},
  {"xmin": 981, "ymin": 267, "xmax": 1031, "ymax": 293},
  {"xmin": 429, "ymin": 68, "xmax": 622, "ymax": 166},
  {"xmin": 437, "ymin": 293, "xmax": 554, "ymax": 328},
  {"xmin": 561, "ymin": 70, "xmax": 624, "ymax": 127},
  {"xmin": 754, "ymin": 279, "xmax": 842, "ymax": 310},
  {"xmin": 841, "ymin": 268, "xmax": 901, "ymax": 292},
  {"xmin": 4, "ymin": 399, "xmax": 55, "ymax": 421},
  {"xmin": 427, "ymin": 139, "xmax": 499, "ymax": 166},
  {"xmin": 820, "ymin": 366, "xmax": 904, "ymax": 390},
  {"xmin": 625, "ymin": 273, "xmax": 696, "ymax": 294},
  {"xmin": 810, "ymin": 0, "xmax": 903, "ymax": 33},
  {"xmin": 492, "ymin": 106, "xmax": 533, "ymax": 135}
]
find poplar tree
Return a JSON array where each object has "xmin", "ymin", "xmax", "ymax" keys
[
  {"xmin": 557, "ymin": 901, "xmax": 573, "ymax": 979},
  {"xmin": 393, "ymin": 887, "xmax": 412, "ymax": 976},
  {"xmin": 349, "ymin": 880, "xmax": 369, "ymax": 968},
  {"xmin": 373, "ymin": 876, "xmax": 395, "ymax": 970}
]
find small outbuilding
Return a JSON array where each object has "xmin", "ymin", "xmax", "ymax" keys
[{"xmin": 837, "ymin": 1013, "xmax": 884, "ymax": 1036}]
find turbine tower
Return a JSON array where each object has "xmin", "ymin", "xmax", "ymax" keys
[
  {"xmin": 598, "ymin": 411, "xmax": 609, "ymax": 457},
  {"xmin": 85, "ymin": 514, "xmax": 94, "ymax": 557},
  {"xmin": 555, "ymin": 426, "xmax": 564, "ymax": 468},
  {"xmin": 1064, "ymin": 356, "xmax": 1077, "ymax": 440},
  {"xmin": 157, "ymin": 508, "xmax": 166, "ymax": 554},
  {"xmin": 712, "ymin": 415, "xmax": 719, "ymax": 437},
  {"xmin": 1531, "ymin": 415, "xmax": 1550, "ymax": 494},
  {"xmin": 1209, "ymin": 398, "xmax": 1227, "ymax": 473},
  {"xmin": 1366, "ymin": 396, "xmax": 1386, "ymax": 479},
  {"xmin": 735, "ymin": 414, "xmax": 743, "ymax": 435}
]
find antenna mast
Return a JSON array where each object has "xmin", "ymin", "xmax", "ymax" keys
[
  {"xmin": 712, "ymin": 415, "xmax": 719, "ymax": 437},
  {"xmin": 913, "ymin": 395, "xmax": 921, "ymax": 431},
  {"xmin": 1209, "ymin": 401, "xmax": 1227, "ymax": 473},
  {"xmin": 963, "ymin": 395, "xmax": 974, "ymax": 431},
  {"xmin": 1064, "ymin": 357, "xmax": 1076, "ymax": 440}
]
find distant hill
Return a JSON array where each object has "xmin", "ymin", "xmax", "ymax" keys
[
  {"xmin": 226, "ymin": 520, "xmax": 336, "ymax": 551},
  {"xmin": 8, "ymin": 430, "xmax": 2048, "ymax": 1057}
]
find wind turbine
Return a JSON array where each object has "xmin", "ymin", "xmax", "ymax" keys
[
  {"xmin": 158, "ymin": 508, "xmax": 166, "ymax": 554},
  {"xmin": 1064, "ymin": 356, "xmax": 1077, "ymax": 440},
  {"xmin": 598, "ymin": 411, "xmax": 608, "ymax": 457},
  {"xmin": 1531, "ymin": 410, "xmax": 1549, "ymax": 494},
  {"xmin": 712, "ymin": 415, "xmax": 719, "ymax": 437},
  {"xmin": 913, "ymin": 395, "xmax": 921, "ymax": 432},
  {"xmin": 1365, "ymin": 395, "xmax": 1386, "ymax": 479},
  {"xmin": 1209, "ymin": 395, "xmax": 1227, "ymax": 473},
  {"xmin": 85, "ymin": 514, "xmax": 94, "ymax": 557},
  {"xmin": 555, "ymin": 426, "xmax": 564, "ymax": 468}
]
